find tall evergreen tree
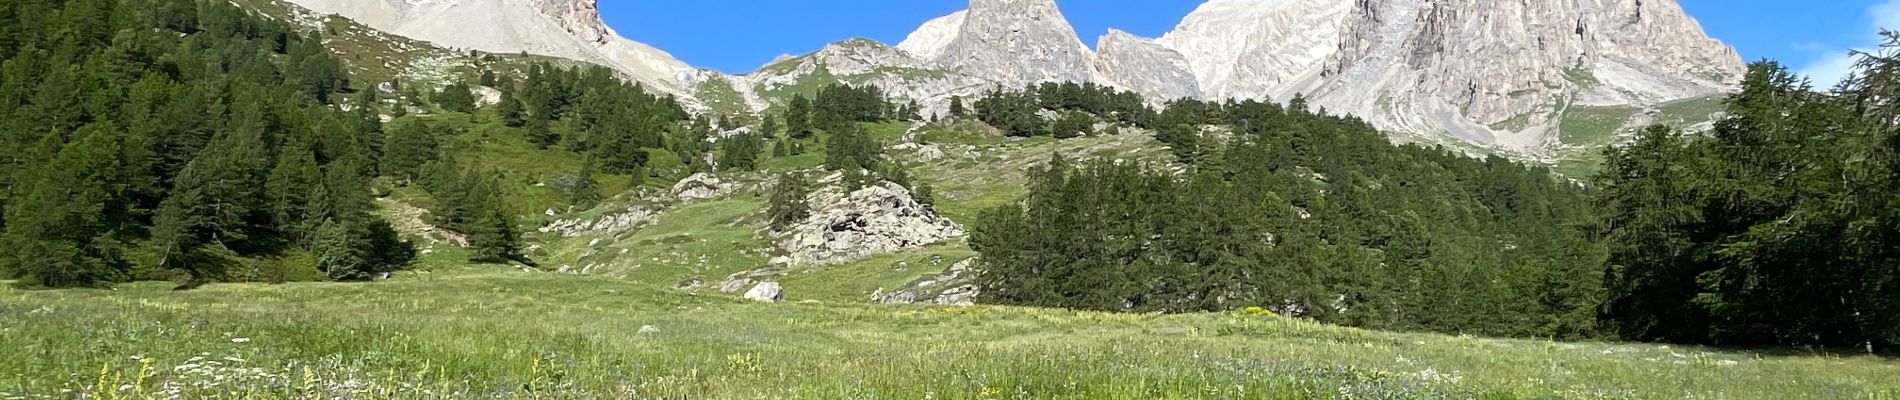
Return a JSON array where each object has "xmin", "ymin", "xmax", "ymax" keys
[
  {"xmin": 768, "ymin": 172, "xmax": 810, "ymax": 231},
  {"xmin": 786, "ymin": 94, "xmax": 812, "ymax": 139}
]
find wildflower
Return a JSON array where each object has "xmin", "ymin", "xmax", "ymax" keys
[{"xmin": 231, "ymin": 337, "xmax": 251, "ymax": 343}]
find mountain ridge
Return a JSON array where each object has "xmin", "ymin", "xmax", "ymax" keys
[{"xmin": 278, "ymin": 0, "xmax": 1745, "ymax": 164}]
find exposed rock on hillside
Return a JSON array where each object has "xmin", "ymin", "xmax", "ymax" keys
[
  {"xmin": 871, "ymin": 258, "xmax": 980, "ymax": 306},
  {"xmin": 776, "ymin": 181, "xmax": 964, "ymax": 266},
  {"xmin": 671, "ymin": 173, "xmax": 731, "ymax": 202},
  {"xmin": 1092, "ymin": 30, "xmax": 1203, "ymax": 102}
]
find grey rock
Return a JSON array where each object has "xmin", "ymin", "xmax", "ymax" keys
[
  {"xmin": 744, "ymin": 282, "xmax": 783, "ymax": 303},
  {"xmin": 671, "ymin": 173, "xmax": 730, "ymax": 202},
  {"xmin": 779, "ymin": 181, "xmax": 965, "ymax": 266},
  {"xmin": 921, "ymin": 0, "xmax": 1095, "ymax": 88},
  {"xmin": 1092, "ymin": 30, "xmax": 1203, "ymax": 102}
]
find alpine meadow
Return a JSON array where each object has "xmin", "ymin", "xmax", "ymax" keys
[{"xmin": 2, "ymin": 0, "xmax": 1898, "ymax": 398}]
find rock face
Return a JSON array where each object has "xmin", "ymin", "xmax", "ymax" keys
[
  {"xmin": 281, "ymin": 0, "xmax": 697, "ymax": 97},
  {"xmin": 778, "ymin": 181, "xmax": 965, "ymax": 266},
  {"xmin": 911, "ymin": 0, "xmax": 1095, "ymax": 88},
  {"xmin": 1091, "ymin": 30, "xmax": 1203, "ymax": 102},
  {"xmin": 1156, "ymin": 0, "xmax": 1353, "ymax": 102},
  {"xmin": 1156, "ymin": 0, "xmax": 1745, "ymax": 150}
]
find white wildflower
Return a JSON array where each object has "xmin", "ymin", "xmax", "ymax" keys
[{"xmin": 230, "ymin": 337, "xmax": 251, "ymax": 343}]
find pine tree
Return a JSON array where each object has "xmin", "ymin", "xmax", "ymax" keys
[
  {"xmin": 786, "ymin": 95, "xmax": 812, "ymax": 139},
  {"xmin": 310, "ymin": 218, "xmax": 367, "ymax": 280},
  {"xmin": 497, "ymin": 90, "xmax": 525, "ymax": 127},
  {"xmin": 721, "ymin": 132, "xmax": 763, "ymax": 171},
  {"xmin": 1052, "ymin": 111, "xmax": 1093, "ymax": 139},
  {"xmin": 761, "ymin": 113, "xmax": 779, "ymax": 138},
  {"xmin": 380, "ymin": 121, "xmax": 438, "ymax": 184},
  {"xmin": 948, "ymin": 95, "xmax": 965, "ymax": 117},
  {"xmin": 767, "ymin": 172, "xmax": 810, "ymax": 231},
  {"xmin": 266, "ymin": 144, "xmax": 322, "ymax": 242},
  {"xmin": 153, "ymin": 125, "xmax": 271, "ymax": 285},
  {"xmin": 525, "ymin": 115, "xmax": 556, "ymax": 149},
  {"xmin": 0, "ymin": 125, "xmax": 148, "ymax": 287},
  {"xmin": 568, "ymin": 157, "xmax": 602, "ymax": 208},
  {"xmin": 463, "ymin": 174, "xmax": 520, "ymax": 263},
  {"xmin": 435, "ymin": 82, "xmax": 476, "ymax": 113}
]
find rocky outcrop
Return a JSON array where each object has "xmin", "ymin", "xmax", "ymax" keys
[
  {"xmin": 776, "ymin": 181, "xmax": 964, "ymax": 266},
  {"xmin": 918, "ymin": 0, "xmax": 1095, "ymax": 88},
  {"xmin": 870, "ymin": 258, "xmax": 980, "ymax": 306},
  {"xmin": 538, "ymin": 206, "xmax": 659, "ymax": 237},
  {"xmin": 671, "ymin": 173, "xmax": 731, "ymax": 202},
  {"xmin": 1091, "ymin": 30, "xmax": 1203, "ymax": 102}
]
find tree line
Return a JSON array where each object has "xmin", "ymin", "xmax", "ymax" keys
[{"xmin": 970, "ymin": 97, "xmax": 1605, "ymax": 339}]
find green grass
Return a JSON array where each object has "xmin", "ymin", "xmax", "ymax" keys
[
  {"xmin": 777, "ymin": 244, "xmax": 978, "ymax": 303},
  {"xmin": 1489, "ymin": 113, "xmax": 1534, "ymax": 132},
  {"xmin": 1558, "ymin": 106, "xmax": 1640, "ymax": 147},
  {"xmin": 393, "ymin": 111, "xmax": 637, "ymax": 222},
  {"xmin": 538, "ymin": 195, "xmax": 773, "ymax": 287},
  {"xmin": 6, "ymin": 268, "xmax": 1898, "ymax": 399},
  {"xmin": 1654, "ymin": 95, "xmax": 1728, "ymax": 124},
  {"xmin": 694, "ymin": 75, "xmax": 754, "ymax": 122},
  {"xmin": 1564, "ymin": 67, "xmax": 1601, "ymax": 88}
]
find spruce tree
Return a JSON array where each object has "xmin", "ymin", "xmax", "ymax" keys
[
  {"xmin": 761, "ymin": 113, "xmax": 779, "ymax": 138},
  {"xmin": 786, "ymin": 95, "xmax": 812, "ymax": 139},
  {"xmin": 380, "ymin": 121, "xmax": 438, "ymax": 184},
  {"xmin": 0, "ymin": 125, "xmax": 147, "ymax": 287},
  {"xmin": 767, "ymin": 172, "xmax": 810, "ymax": 231},
  {"xmin": 568, "ymin": 157, "xmax": 602, "ymax": 208},
  {"xmin": 435, "ymin": 82, "xmax": 476, "ymax": 113}
]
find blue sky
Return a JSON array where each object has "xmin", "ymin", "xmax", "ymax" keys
[{"xmin": 604, "ymin": 0, "xmax": 1890, "ymax": 85}]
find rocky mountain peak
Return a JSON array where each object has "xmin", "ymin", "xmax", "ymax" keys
[
  {"xmin": 921, "ymin": 0, "xmax": 1095, "ymax": 87},
  {"xmin": 897, "ymin": 10, "xmax": 967, "ymax": 61}
]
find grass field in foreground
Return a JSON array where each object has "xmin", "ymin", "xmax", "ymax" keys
[{"xmin": 3, "ymin": 267, "xmax": 1897, "ymax": 399}]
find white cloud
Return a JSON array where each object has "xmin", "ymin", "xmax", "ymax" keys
[{"xmin": 1797, "ymin": 0, "xmax": 1900, "ymax": 87}]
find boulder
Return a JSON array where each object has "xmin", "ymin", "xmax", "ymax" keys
[
  {"xmin": 744, "ymin": 282, "xmax": 783, "ymax": 303},
  {"xmin": 671, "ymin": 173, "xmax": 730, "ymax": 202}
]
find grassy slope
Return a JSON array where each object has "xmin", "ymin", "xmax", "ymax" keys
[{"xmin": 5, "ymin": 267, "xmax": 1897, "ymax": 399}]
